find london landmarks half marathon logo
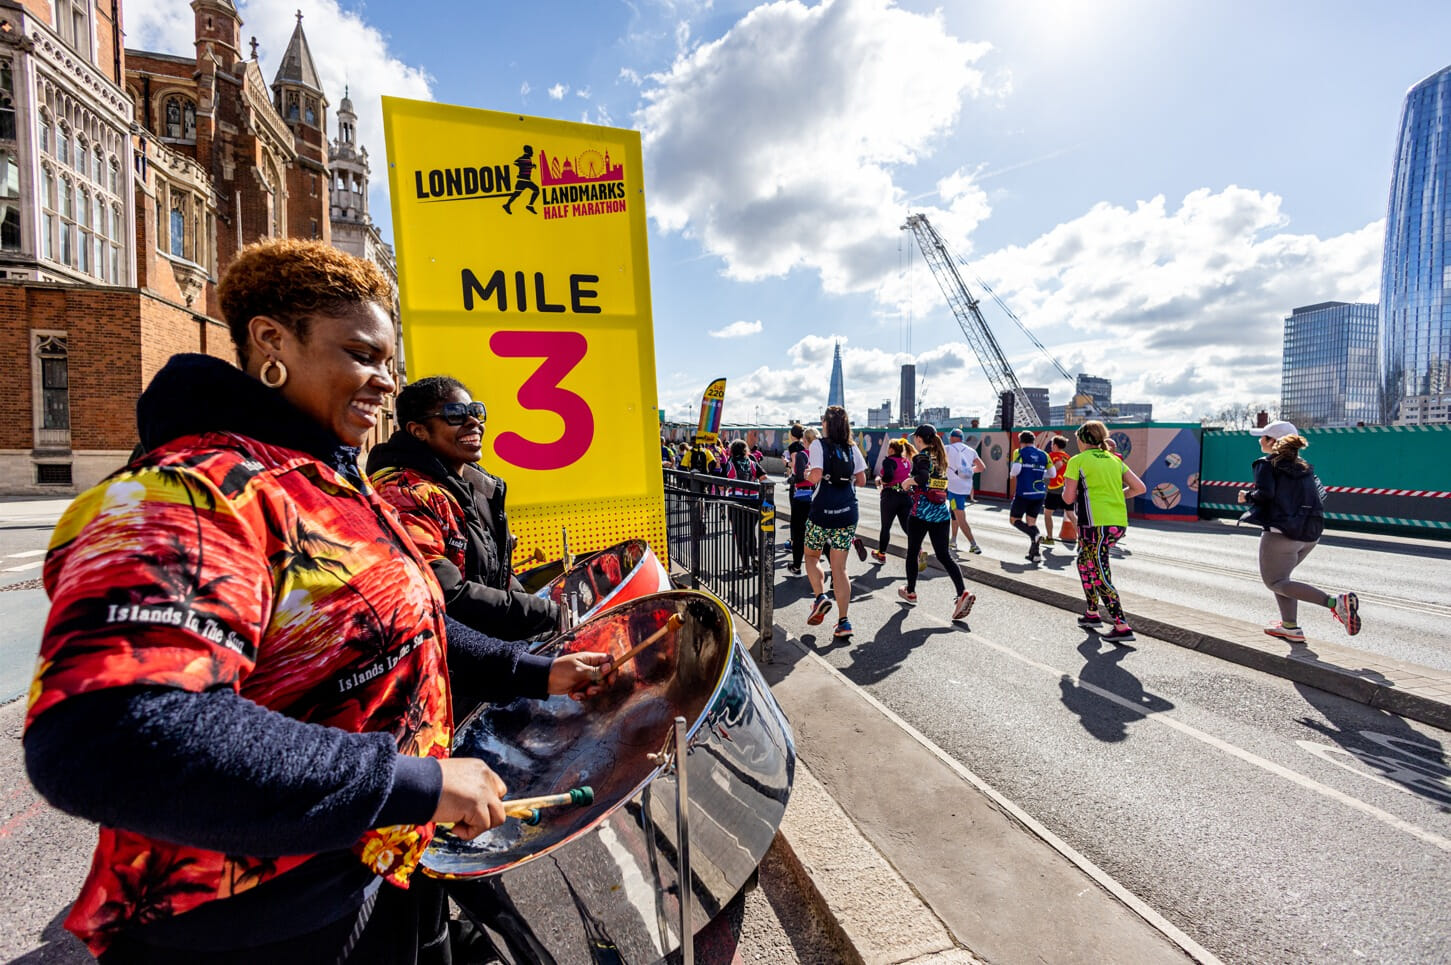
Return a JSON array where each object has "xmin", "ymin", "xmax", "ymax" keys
[{"xmin": 413, "ymin": 143, "xmax": 627, "ymax": 222}]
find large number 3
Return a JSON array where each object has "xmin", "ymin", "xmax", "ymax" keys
[{"xmin": 489, "ymin": 331, "xmax": 595, "ymax": 471}]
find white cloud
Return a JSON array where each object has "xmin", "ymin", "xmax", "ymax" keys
[
  {"xmin": 549, "ymin": 83, "xmax": 570, "ymax": 100},
  {"xmin": 959, "ymin": 187, "xmax": 1384, "ymax": 419},
  {"xmin": 619, "ymin": 67, "xmax": 643, "ymax": 86},
  {"xmin": 709, "ymin": 319, "xmax": 765, "ymax": 338},
  {"xmin": 576, "ymin": 86, "xmax": 592, "ymax": 100},
  {"xmin": 124, "ymin": 0, "xmax": 433, "ymax": 240},
  {"xmin": 637, "ymin": 0, "xmax": 1001, "ymax": 295},
  {"xmin": 520, "ymin": 81, "xmax": 531, "ymax": 97}
]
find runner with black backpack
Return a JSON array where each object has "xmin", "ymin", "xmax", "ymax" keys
[
  {"xmin": 783, "ymin": 424, "xmax": 813, "ymax": 575},
  {"xmin": 804, "ymin": 406, "xmax": 868, "ymax": 638},
  {"xmin": 726, "ymin": 439, "xmax": 769, "ymax": 572},
  {"xmin": 1238, "ymin": 421, "xmax": 1360, "ymax": 642}
]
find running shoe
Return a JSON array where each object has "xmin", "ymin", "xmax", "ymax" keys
[
  {"xmin": 1041, "ymin": 537, "xmax": 1056, "ymax": 546},
  {"xmin": 870, "ymin": 550, "xmax": 887, "ymax": 563},
  {"xmin": 969, "ymin": 543, "xmax": 983, "ymax": 555},
  {"xmin": 807, "ymin": 593, "xmax": 832, "ymax": 625},
  {"xmin": 853, "ymin": 536, "xmax": 867, "ymax": 561},
  {"xmin": 1264, "ymin": 621, "xmax": 1306, "ymax": 642},
  {"xmin": 1076, "ymin": 611, "xmax": 1104, "ymax": 628},
  {"xmin": 1332, "ymin": 592, "xmax": 1361, "ymax": 636},
  {"xmin": 786, "ymin": 564, "xmax": 802, "ymax": 576},
  {"xmin": 833, "ymin": 617, "xmax": 853, "ymax": 638},
  {"xmin": 1027, "ymin": 537, "xmax": 1041, "ymax": 562},
  {"xmin": 1102, "ymin": 621, "xmax": 1136, "ymax": 643},
  {"xmin": 897, "ymin": 586, "xmax": 917, "ymax": 604},
  {"xmin": 951, "ymin": 590, "xmax": 976, "ymax": 621}
]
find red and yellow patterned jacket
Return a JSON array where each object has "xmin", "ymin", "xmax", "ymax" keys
[{"xmin": 26, "ymin": 432, "xmax": 452, "ymax": 955}]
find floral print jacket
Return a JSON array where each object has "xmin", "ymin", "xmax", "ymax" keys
[{"xmin": 26, "ymin": 431, "xmax": 452, "ymax": 955}]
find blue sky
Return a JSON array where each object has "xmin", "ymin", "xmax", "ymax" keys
[{"xmin": 125, "ymin": 0, "xmax": 1451, "ymax": 425}]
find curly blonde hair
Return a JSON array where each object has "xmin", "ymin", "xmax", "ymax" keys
[{"xmin": 219, "ymin": 238, "xmax": 394, "ymax": 364}]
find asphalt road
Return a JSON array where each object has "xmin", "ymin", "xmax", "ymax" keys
[
  {"xmin": 775, "ymin": 531, "xmax": 1451, "ymax": 965},
  {"xmin": 948, "ymin": 501, "xmax": 1451, "ymax": 672}
]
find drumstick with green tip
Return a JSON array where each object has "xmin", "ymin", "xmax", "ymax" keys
[
  {"xmin": 504, "ymin": 785, "xmax": 594, "ymax": 825},
  {"xmin": 592, "ymin": 613, "xmax": 684, "ymax": 681}
]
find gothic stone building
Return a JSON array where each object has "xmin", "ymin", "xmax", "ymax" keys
[{"xmin": 0, "ymin": 0, "xmax": 394, "ymax": 496}]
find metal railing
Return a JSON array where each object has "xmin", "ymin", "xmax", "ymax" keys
[{"xmin": 663, "ymin": 468, "xmax": 775, "ymax": 659}]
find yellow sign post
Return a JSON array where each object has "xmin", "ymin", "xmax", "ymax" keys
[{"xmin": 383, "ymin": 97, "xmax": 664, "ymax": 563}]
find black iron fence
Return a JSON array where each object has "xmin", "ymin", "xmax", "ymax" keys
[{"xmin": 663, "ymin": 468, "xmax": 775, "ymax": 659}]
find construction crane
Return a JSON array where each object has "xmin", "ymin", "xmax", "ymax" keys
[{"xmin": 902, "ymin": 213, "xmax": 1074, "ymax": 427}]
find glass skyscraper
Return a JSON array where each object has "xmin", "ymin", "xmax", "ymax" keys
[
  {"xmin": 827, "ymin": 341, "xmax": 846, "ymax": 409},
  {"xmin": 1380, "ymin": 65, "xmax": 1451, "ymax": 423},
  {"xmin": 1281, "ymin": 302, "xmax": 1379, "ymax": 427}
]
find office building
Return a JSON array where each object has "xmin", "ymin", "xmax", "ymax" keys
[
  {"xmin": 1281, "ymin": 302, "xmax": 1379, "ymax": 427},
  {"xmin": 867, "ymin": 400, "xmax": 891, "ymax": 428},
  {"xmin": 898, "ymin": 363, "xmax": 916, "ymax": 425},
  {"xmin": 1075, "ymin": 374, "xmax": 1112, "ymax": 407},
  {"xmin": 1380, "ymin": 64, "xmax": 1451, "ymax": 423}
]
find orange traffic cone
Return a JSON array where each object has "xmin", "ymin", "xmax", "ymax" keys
[{"xmin": 1058, "ymin": 517, "xmax": 1078, "ymax": 543}]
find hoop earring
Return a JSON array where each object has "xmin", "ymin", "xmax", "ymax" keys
[{"xmin": 260, "ymin": 358, "xmax": 288, "ymax": 389}]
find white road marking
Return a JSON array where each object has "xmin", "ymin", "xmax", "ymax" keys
[
  {"xmin": 2, "ymin": 561, "xmax": 43, "ymax": 573},
  {"xmin": 5, "ymin": 550, "xmax": 45, "ymax": 558},
  {"xmin": 927, "ymin": 611, "xmax": 1451, "ymax": 854},
  {"xmin": 786, "ymin": 636, "xmax": 1225, "ymax": 965}
]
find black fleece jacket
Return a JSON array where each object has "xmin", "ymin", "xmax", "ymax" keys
[
  {"xmin": 366, "ymin": 431, "xmax": 559, "ymax": 641},
  {"xmin": 23, "ymin": 354, "xmax": 547, "ymax": 950}
]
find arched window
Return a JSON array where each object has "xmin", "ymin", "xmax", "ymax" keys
[
  {"xmin": 164, "ymin": 97, "xmax": 182, "ymax": 139},
  {"xmin": 108, "ymin": 156, "xmax": 119, "ymax": 194},
  {"xmin": 94, "ymin": 146, "xmax": 104, "ymax": 184},
  {"xmin": 1, "ymin": 152, "xmax": 19, "ymax": 251},
  {"xmin": 57, "ymin": 176, "xmax": 73, "ymax": 265},
  {"xmin": 183, "ymin": 101, "xmax": 196, "ymax": 140},
  {"xmin": 304, "ymin": 97, "xmax": 316, "ymax": 126},
  {"xmin": 0, "ymin": 60, "xmax": 15, "ymax": 141},
  {"xmin": 75, "ymin": 135, "xmax": 88, "ymax": 178},
  {"xmin": 77, "ymin": 188, "xmax": 90, "ymax": 271},
  {"xmin": 57, "ymin": 122, "xmax": 70, "ymax": 164},
  {"xmin": 39, "ymin": 109, "xmax": 51, "ymax": 154},
  {"xmin": 285, "ymin": 91, "xmax": 299, "ymax": 121},
  {"xmin": 41, "ymin": 165, "xmax": 55, "ymax": 260},
  {"xmin": 170, "ymin": 191, "xmax": 186, "ymax": 259}
]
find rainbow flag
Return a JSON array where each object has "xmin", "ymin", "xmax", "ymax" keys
[{"xmin": 695, "ymin": 378, "xmax": 726, "ymax": 444}]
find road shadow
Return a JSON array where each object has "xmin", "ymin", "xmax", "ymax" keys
[
  {"xmin": 836, "ymin": 607, "xmax": 958, "ymax": 688},
  {"xmin": 6, "ymin": 906, "xmax": 90, "ymax": 964},
  {"xmin": 1059, "ymin": 636, "xmax": 1175, "ymax": 743},
  {"xmin": 1292, "ymin": 683, "xmax": 1451, "ymax": 812}
]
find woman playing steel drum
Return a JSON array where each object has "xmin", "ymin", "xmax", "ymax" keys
[{"xmin": 22, "ymin": 240, "xmax": 549, "ymax": 963}]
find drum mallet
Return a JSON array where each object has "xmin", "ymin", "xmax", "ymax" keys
[
  {"xmin": 504, "ymin": 785, "xmax": 594, "ymax": 825},
  {"xmin": 593, "ymin": 613, "xmax": 683, "ymax": 681}
]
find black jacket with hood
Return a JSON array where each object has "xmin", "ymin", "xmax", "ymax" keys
[
  {"xmin": 366, "ymin": 430, "xmax": 559, "ymax": 641},
  {"xmin": 1241, "ymin": 455, "xmax": 1325, "ymax": 542}
]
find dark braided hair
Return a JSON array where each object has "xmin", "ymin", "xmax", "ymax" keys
[{"xmin": 395, "ymin": 375, "xmax": 469, "ymax": 427}]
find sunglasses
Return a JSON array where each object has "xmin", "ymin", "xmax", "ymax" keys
[{"xmin": 426, "ymin": 401, "xmax": 487, "ymax": 426}]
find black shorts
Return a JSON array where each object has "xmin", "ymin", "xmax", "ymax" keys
[
  {"xmin": 1010, "ymin": 494, "xmax": 1045, "ymax": 519},
  {"xmin": 1044, "ymin": 490, "xmax": 1068, "ymax": 511}
]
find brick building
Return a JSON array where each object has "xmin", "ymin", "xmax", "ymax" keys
[{"xmin": 0, "ymin": 0, "xmax": 397, "ymax": 495}]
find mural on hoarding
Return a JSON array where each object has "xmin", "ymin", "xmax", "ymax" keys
[{"xmin": 1007, "ymin": 425, "xmax": 1201, "ymax": 520}]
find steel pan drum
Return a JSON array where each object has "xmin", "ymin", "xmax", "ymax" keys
[
  {"xmin": 536, "ymin": 539, "xmax": 670, "ymax": 624},
  {"xmin": 423, "ymin": 590, "xmax": 795, "ymax": 963}
]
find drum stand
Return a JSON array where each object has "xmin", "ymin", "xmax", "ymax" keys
[{"xmin": 672, "ymin": 715, "xmax": 695, "ymax": 965}]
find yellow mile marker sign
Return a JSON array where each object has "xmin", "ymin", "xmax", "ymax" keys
[{"xmin": 383, "ymin": 97, "xmax": 663, "ymax": 563}]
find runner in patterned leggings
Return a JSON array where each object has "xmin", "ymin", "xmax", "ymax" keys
[{"xmin": 1059, "ymin": 421, "xmax": 1146, "ymax": 643}]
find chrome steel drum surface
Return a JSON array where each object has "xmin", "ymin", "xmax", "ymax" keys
[
  {"xmin": 535, "ymin": 539, "xmax": 669, "ymax": 625},
  {"xmin": 423, "ymin": 590, "xmax": 795, "ymax": 963}
]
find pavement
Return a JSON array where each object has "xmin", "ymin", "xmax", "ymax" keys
[{"xmin": 753, "ymin": 501, "xmax": 1451, "ymax": 965}]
